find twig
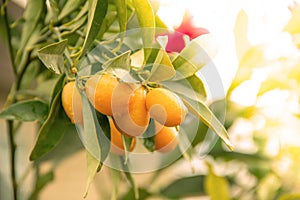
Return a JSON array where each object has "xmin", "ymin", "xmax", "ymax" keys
[
  {"xmin": 7, "ymin": 120, "xmax": 17, "ymax": 200},
  {"xmin": 1, "ymin": 0, "xmax": 17, "ymax": 75}
]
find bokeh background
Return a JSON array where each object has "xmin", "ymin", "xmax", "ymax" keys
[{"xmin": 1, "ymin": 0, "xmax": 300, "ymax": 199}]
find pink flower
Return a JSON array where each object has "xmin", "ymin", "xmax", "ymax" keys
[{"xmin": 164, "ymin": 13, "xmax": 209, "ymax": 53}]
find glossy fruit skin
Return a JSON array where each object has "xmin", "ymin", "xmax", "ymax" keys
[
  {"xmin": 109, "ymin": 118, "xmax": 136, "ymax": 155},
  {"xmin": 146, "ymin": 88, "xmax": 187, "ymax": 127},
  {"xmin": 112, "ymin": 83, "xmax": 149, "ymax": 136},
  {"xmin": 154, "ymin": 123, "xmax": 178, "ymax": 153},
  {"xmin": 61, "ymin": 81, "xmax": 83, "ymax": 124},
  {"xmin": 85, "ymin": 74, "xmax": 119, "ymax": 116}
]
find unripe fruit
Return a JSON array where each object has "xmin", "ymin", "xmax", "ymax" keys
[
  {"xmin": 85, "ymin": 74, "xmax": 119, "ymax": 116},
  {"xmin": 61, "ymin": 81, "xmax": 83, "ymax": 124},
  {"xmin": 154, "ymin": 123, "xmax": 178, "ymax": 153},
  {"xmin": 112, "ymin": 83, "xmax": 149, "ymax": 136},
  {"xmin": 109, "ymin": 118, "xmax": 136, "ymax": 155},
  {"xmin": 146, "ymin": 88, "xmax": 187, "ymax": 127}
]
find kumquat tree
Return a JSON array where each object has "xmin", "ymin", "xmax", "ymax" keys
[{"xmin": 1, "ymin": 0, "xmax": 300, "ymax": 199}]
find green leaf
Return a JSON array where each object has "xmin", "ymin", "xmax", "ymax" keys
[
  {"xmin": 84, "ymin": 150, "xmax": 102, "ymax": 198},
  {"xmin": 124, "ymin": 171, "xmax": 139, "ymax": 200},
  {"xmin": 142, "ymin": 119, "xmax": 156, "ymax": 152},
  {"xmin": 97, "ymin": 11, "xmax": 118, "ymax": 39},
  {"xmin": 30, "ymin": 92, "xmax": 68, "ymax": 161},
  {"xmin": 114, "ymin": 0, "xmax": 127, "ymax": 33},
  {"xmin": 181, "ymin": 97, "xmax": 233, "ymax": 151},
  {"xmin": 204, "ymin": 165, "xmax": 230, "ymax": 200},
  {"xmin": 103, "ymin": 50, "xmax": 131, "ymax": 72},
  {"xmin": 162, "ymin": 74, "xmax": 207, "ymax": 102},
  {"xmin": 160, "ymin": 175, "xmax": 205, "ymax": 198},
  {"xmin": 49, "ymin": 74, "xmax": 65, "ymax": 106},
  {"xmin": 147, "ymin": 49, "xmax": 176, "ymax": 82},
  {"xmin": 37, "ymin": 124, "xmax": 83, "ymax": 165},
  {"xmin": 37, "ymin": 40, "xmax": 68, "ymax": 74},
  {"xmin": 132, "ymin": 0, "xmax": 155, "ymax": 61},
  {"xmin": 28, "ymin": 170, "xmax": 54, "ymax": 200},
  {"xmin": 0, "ymin": 100, "xmax": 48, "ymax": 122},
  {"xmin": 61, "ymin": 1, "xmax": 89, "ymax": 28},
  {"xmin": 122, "ymin": 188, "xmax": 151, "ymax": 200},
  {"xmin": 119, "ymin": 157, "xmax": 139, "ymax": 199},
  {"xmin": 81, "ymin": 92, "xmax": 110, "ymax": 162},
  {"xmin": 48, "ymin": 0, "xmax": 60, "ymax": 21},
  {"xmin": 17, "ymin": 0, "xmax": 46, "ymax": 64},
  {"xmin": 178, "ymin": 127, "xmax": 194, "ymax": 163},
  {"xmin": 111, "ymin": 169, "xmax": 122, "ymax": 200},
  {"xmin": 80, "ymin": 0, "xmax": 108, "ymax": 58},
  {"xmin": 155, "ymin": 15, "xmax": 168, "ymax": 29},
  {"xmin": 172, "ymin": 34, "xmax": 217, "ymax": 80},
  {"xmin": 58, "ymin": 0, "xmax": 85, "ymax": 21},
  {"xmin": 121, "ymin": 135, "xmax": 133, "ymax": 164}
]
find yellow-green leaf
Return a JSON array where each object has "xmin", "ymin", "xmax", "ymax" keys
[
  {"xmin": 83, "ymin": 150, "xmax": 102, "ymax": 198},
  {"xmin": 181, "ymin": 98, "xmax": 233, "ymax": 151},
  {"xmin": 132, "ymin": 0, "xmax": 155, "ymax": 61},
  {"xmin": 37, "ymin": 40, "xmax": 68, "ymax": 74},
  {"xmin": 205, "ymin": 164, "xmax": 230, "ymax": 200},
  {"xmin": 80, "ymin": 0, "xmax": 108, "ymax": 58},
  {"xmin": 0, "ymin": 100, "xmax": 48, "ymax": 122},
  {"xmin": 172, "ymin": 34, "xmax": 218, "ymax": 80},
  {"xmin": 147, "ymin": 49, "xmax": 176, "ymax": 82},
  {"xmin": 234, "ymin": 9, "xmax": 250, "ymax": 61}
]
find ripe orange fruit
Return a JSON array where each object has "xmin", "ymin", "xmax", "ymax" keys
[
  {"xmin": 109, "ymin": 118, "xmax": 136, "ymax": 155},
  {"xmin": 154, "ymin": 123, "xmax": 178, "ymax": 153},
  {"xmin": 146, "ymin": 88, "xmax": 187, "ymax": 127},
  {"xmin": 61, "ymin": 81, "xmax": 83, "ymax": 124},
  {"xmin": 112, "ymin": 83, "xmax": 149, "ymax": 136},
  {"xmin": 85, "ymin": 74, "xmax": 119, "ymax": 116}
]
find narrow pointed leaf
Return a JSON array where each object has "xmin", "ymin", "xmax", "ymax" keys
[
  {"xmin": 147, "ymin": 49, "xmax": 176, "ymax": 82},
  {"xmin": 172, "ymin": 34, "xmax": 217, "ymax": 80},
  {"xmin": 142, "ymin": 119, "xmax": 156, "ymax": 152},
  {"xmin": 120, "ymin": 157, "xmax": 139, "ymax": 199},
  {"xmin": 83, "ymin": 151, "xmax": 102, "ymax": 198},
  {"xmin": 121, "ymin": 135, "xmax": 133, "ymax": 164},
  {"xmin": 0, "ymin": 100, "xmax": 48, "ymax": 122},
  {"xmin": 81, "ymin": 93, "xmax": 110, "ymax": 162},
  {"xmin": 30, "ymin": 92, "xmax": 68, "ymax": 161},
  {"xmin": 102, "ymin": 51, "xmax": 131, "ymax": 71},
  {"xmin": 80, "ymin": 0, "xmax": 108, "ymax": 58},
  {"xmin": 178, "ymin": 127, "xmax": 194, "ymax": 162},
  {"xmin": 132, "ymin": 0, "xmax": 155, "ymax": 61},
  {"xmin": 17, "ymin": 0, "xmax": 45, "ymax": 64},
  {"xmin": 181, "ymin": 98, "xmax": 233, "ymax": 151},
  {"xmin": 58, "ymin": 0, "xmax": 85, "ymax": 21},
  {"xmin": 234, "ymin": 10, "xmax": 250, "ymax": 61},
  {"xmin": 205, "ymin": 165, "xmax": 230, "ymax": 200},
  {"xmin": 111, "ymin": 169, "xmax": 122, "ymax": 200},
  {"xmin": 162, "ymin": 74, "xmax": 206, "ymax": 102},
  {"xmin": 160, "ymin": 175, "xmax": 205, "ymax": 198},
  {"xmin": 114, "ymin": 0, "xmax": 127, "ymax": 33},
  {"xmin": 37, "ymin": 40, "xmax": 68, "ymax": 74}
]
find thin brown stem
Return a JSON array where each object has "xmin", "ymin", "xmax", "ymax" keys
[{"xmin": 7, "ymin": 120, "xmax": 17, "ymax": 200}]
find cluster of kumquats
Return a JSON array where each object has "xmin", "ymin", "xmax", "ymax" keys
[{"xmin": 61, "ymin": 73, "xmax": 188, "ymax": 155}]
